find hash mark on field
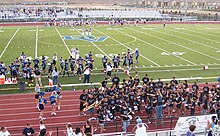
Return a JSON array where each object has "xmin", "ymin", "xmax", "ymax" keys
[
  {"xmin": 187, "ymin": 64, "xmax": 190, "ymax": 66},
  {"xmin": 214, "ymin": 63, "xmax": 218, "ymax": 65},
  {"xmin": 95, "ymin": 67, "xmax": 97, "ymax": 70},
  {"xmin": 208, "ymin": 63, "xmax": 211, "ymax": 65},
  {"xmin": 165, "ymin": 65, "xmax": 168, "ymax": 67},
  {"xmin": 172, "ymin": 64, "xmax": 175, "ymax": 66},
  {"xmin": 150, "ymin": 65, "xmax": 153, "ymax": 67},
  {"xmin": 201, "ymin": 63, "xmax": 204, "ymax": 65},
  {"xmin": 143, "ymin": 65, "xmax": 145, "ymax": 67},
  {"xmin": 42, "ymin": 46, "xmax": 43, "ymax": 47},
  {"xmin": 180, "ymin": 64, "xmax": 183, "ymax": 66},
  {"xmin": 135, "ymin": 66, "xmax": 137, "ymax": 68}
]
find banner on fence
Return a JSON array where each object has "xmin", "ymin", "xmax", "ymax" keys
[{"xmin": 174, "ymin": 114, "xmax": 217, "ymax": 136}]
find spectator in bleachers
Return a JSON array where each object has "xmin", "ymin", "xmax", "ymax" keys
[
  {"xmin": 82, "ymin": 120, "xmax": 93, "ymax": 136},
  {"xmin": 186, "ymin": 125, "xmax": 196, "ymax": 136},
  {"xmin": 65, "ymin": 123, "xmax": 74, "ymax": 136},
  {"xmin": 73, "ymin": 127, "xmax": 82, "ymax": 136},
  {"xmin": 207, "ymin": 116, "xmax": 218, "ymax": 136},
  {"xmin": 22, "ymin": 122, "xmax": 34, "ymax": 136},
  {"xmin": 0, "ymin": 126, "xmax": 11, "ymax": 136},
  {"xmin": 131, "ymin": 117, "xmax": 148, "ymax": 136}
]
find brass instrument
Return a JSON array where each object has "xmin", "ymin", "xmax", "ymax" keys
[
  {"xmin": 82, "ymin": 97, "xmax": 88, "ymax": 106},
  {"xmin": 83, "ymin": 98, "xmax": 104, "ymax": 112}
]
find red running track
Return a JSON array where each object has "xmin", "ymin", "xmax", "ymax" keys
[{"xmin": 0, "ymin": 82, "xmax": 217, "ymax": 136}]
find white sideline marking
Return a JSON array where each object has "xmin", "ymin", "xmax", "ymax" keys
[
  {"xmin": 0, "ymin": 28, "xmax": 19, "ymax": 58},
  {"xmin": 122, "ymin": 28, "xmax": 196, "ymax": 65},
  {"xmin": 35, "ymin": 26, "xmax": 38, "ymax": 58},
  {"xmin": 93, "ymin": 28, "xmax": 161, "ymax": 67},
  {"xmin": 55, "ymin": 27, "xmax": 71, "ymax": 55}
]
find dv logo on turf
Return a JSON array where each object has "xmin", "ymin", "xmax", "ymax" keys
[{"xmin": 63, "ymin": 35, "xmax": 107, "ymax": 42}]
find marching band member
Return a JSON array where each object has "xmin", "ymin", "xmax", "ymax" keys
[{"xmin": 79, "ymin": 89, "xmax": 88, "ymax": 115}]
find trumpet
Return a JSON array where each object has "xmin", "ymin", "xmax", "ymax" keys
[
  {"xmin": 82, "ymin": 97, "xmax": 88, "ymax": 106},
  {"xmin": 83, "ymin": 98, "xmax": 104, "ymax": 112}
]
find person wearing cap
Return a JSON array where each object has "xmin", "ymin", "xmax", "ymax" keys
[{"xmin": 131, "ymin": 118, "xmax": 148, "ymax": 136}]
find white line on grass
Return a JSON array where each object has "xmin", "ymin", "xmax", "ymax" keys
[
  {"xmin": 119, "ymin": 29, "xmax": 196, "ymax": 65},
  {"xmin": 149, "ymin": 25, "xmax": 219, "ymax": 50},
  {"xmin": 92, "ymin": 28, "xmax": 161, "ymax": 67},
  {"xmin": 127, "ymin": 27, "xmax": 220, "ymax": 61},
  {"xmin": 0, "ymin": 28, "xmax": 20, "ymax": 58},
  {"xmin": 55, "ymin": 27, "xmax": 71, "ymax": 55},
  {"xmin": 35, "ymin": 26, "xmax": 38, "ymax": 58}
]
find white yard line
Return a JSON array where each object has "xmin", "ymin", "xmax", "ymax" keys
[
  {"xmin": 149, "ymin": 25, "xmax": 220, "ymax": 50},
  {"xmin": 0, "ymin": 28, "xmax": 20, "ymax": 58},
  {"xmin": 127, "ymin": 27, "xmax": 220, "ymax": 61},
  {"xmin": 35, "ymin": 26, "xmax": 38, "ymax": 58},
  {"xmin": 92, "ymin": 27, "xmax": 161, "ymax": 67},
  {"xmin": 119, "ymin": 29, "xmax": 196, "ymax": 65},
  {"xmin": 55, "ymin": 27, "xmax": 71, "ymax": 55}
]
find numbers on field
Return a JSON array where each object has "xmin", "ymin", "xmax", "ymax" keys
[
  {"xmin": 161, "ymin": 52, "xmax": 186, "ymax": 56},
  {"xmin": 95, "ymin": 54, "xmax": 105, "ymax": 58}
]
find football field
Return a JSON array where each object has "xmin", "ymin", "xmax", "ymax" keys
[{"xmin": 0, "ymin": 24, "xmax": 220, "ymax": 87}]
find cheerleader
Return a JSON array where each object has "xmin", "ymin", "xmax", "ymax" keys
[
  {"xmin": 49, "ymin": 91, "xmax": 57, "ymax": 116},
  {"xmin": 35, "ymin": 84, "xmax": 40, "ymax": 109},
  {"xmin": 56, "ymin": 84, "xmax": 62, "ymax": 110},
  {"xmin": 39, "ymin": 92, "xmax": 47, "ymax": 120}
]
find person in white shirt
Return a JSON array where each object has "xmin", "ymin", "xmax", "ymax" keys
[
  {"xmin": 83, "ymin": 66, "xmax": 91, "ymax": 83},
  {"xmin": 51, "ymin": 64, "xmax": 59, "ymax": 85},
  {"xmin": 73, "ymin": 127, "xmax": 82, "ymax": 136},
  {"xmin": 131, "ymin": 117, "xmax": 148, "ymax": 136},
  {"xmin": 0, "ymin": 127, "xmax": 11, "ymax": 136},
  {"xmin": 65, "ymin": 123, "xmax": 74, "ymax": 136},
  {"xmin": 106, "ymin": 62, "xmax": 112, "ymax": 80},
  {"xmin": 71, "ymin": 48, "xmax": 76, "ymax": 59},
  {"xmin": 75, "ymin": 48, "xmax": 80, "ymax": 60}
]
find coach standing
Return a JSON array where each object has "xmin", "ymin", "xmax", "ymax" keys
[
  {"xmin": 51, "ymin": 64, "xmax": 59, "ymax": 85},
  {"xmin": 83, "ymin": 66, "xmax": 91, "ymax": 83}
]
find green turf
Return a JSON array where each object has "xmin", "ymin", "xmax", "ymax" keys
[{"xmin": 0, "ymin": 24, "xmax": 220, "ymax": 93}]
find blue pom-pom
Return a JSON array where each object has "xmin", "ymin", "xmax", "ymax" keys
[{"xmin": 218, "ymin": 77, "xmax": 220, "ymax": 82}]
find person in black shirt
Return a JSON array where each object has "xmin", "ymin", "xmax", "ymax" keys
[
  {"xmin": 101, "ymin": 78, "xmax": 108, "ymax": 88},
  {"xmin": 86, "ymin": 94, "xmax": 96, "ymax": 117},
  {"xmin": 157, "ymin": 78, "xmax": 164, "ymax": 89},
  {"xmin": 203, "ymin": 82, "xmax": 209, "ymax": 95},
  {"xmin": 142, "ymin": 74, "xmax": 149, "ymax": 85},
  {"xmin": 112, "ymin": 74, "xmax": 120, "ymax": 86},
  {"xmin": 79, "ymin": 89, "xmax": 88, "ymax": 115},
  {"xmin": 34, "ymin": 67, "xmax": 42, "ymax": 86},
  {"xmin": 215, "ymin": 104, "xmax": 220, "ymax": 119},
  {"xmin": 97, "ymin": 110, "xmax": 105, "ymax": 133},
  {"xmin": 170, "ymin": 77, "xmax": 178, "ymax": 85},
  {"xmin": 192, "ymin": 82, "xmax": 199, "ymax": 91},
  {"xmin": 201, "ymin": 94, "xmax": 208, "ymax": 115},
  {"xmin": 133, "ymin": 75, "xmax": 140, "ymax": 86},
  {"xmin": 82, "ymin": 120, "xmax": 93, "ymax": 136},
  {"xmin": 22, "ymin": 122, "xmax": 34, "ymax": 136},
  {"xmin": 120, "ymin": 105, "xmax": 130, "ymax": 132}
]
